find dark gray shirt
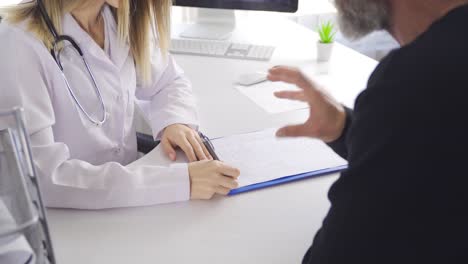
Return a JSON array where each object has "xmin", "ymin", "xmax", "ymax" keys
[{"xmin": 303, "ymin": 4, "xmax": 468, "ymax": 263}]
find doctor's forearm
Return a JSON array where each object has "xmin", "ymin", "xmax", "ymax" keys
[{"xmin": 33, "ymin": 143, "xmax": 190, "ymax": 209}]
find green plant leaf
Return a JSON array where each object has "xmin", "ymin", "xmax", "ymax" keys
[{"xmin": 318, "ymin": 21, "xmax": 336, "ymax": 43}]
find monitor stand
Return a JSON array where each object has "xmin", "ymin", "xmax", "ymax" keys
[{"xmin": 179, "ymin": 8, "xmax": 236, "ymax": 40}]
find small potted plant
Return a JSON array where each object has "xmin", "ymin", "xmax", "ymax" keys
[{"xmin": 317, "ymin": 21, "xmax": 336, "ymax": 62}]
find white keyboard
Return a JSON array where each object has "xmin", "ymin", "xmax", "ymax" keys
[{"xmin": 170, "ymin": 39, "xmax": 275, "ymax": 61}]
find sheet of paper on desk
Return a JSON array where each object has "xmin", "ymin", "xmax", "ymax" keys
[
  {"xmin": 235, "ymin": 81, "xmax": 309, "ymax": 114},
  {"xmin": 132, "ymin": 129, "xmax": 346, "ymax": 188},
  {"xmin": 212, "ymin": 128, "xmax": 347, "ymax": 187}
]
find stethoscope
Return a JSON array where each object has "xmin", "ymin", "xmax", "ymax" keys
[{"xmin": 37, "ymin": 0, "xmax": 107, "ymax": 126}]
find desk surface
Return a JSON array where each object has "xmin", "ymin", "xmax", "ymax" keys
[
  {"xmin": 47, "ymin": 15, "xmax": 377, "ymax": 264},
  {"xmin": 172, "ymin": 15, "xmax": 376, "ymax": 139}
]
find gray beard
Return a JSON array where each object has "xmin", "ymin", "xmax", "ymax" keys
[{"xmin": 334, "ymin": 0, "xmax": 391, "ymax": 40}]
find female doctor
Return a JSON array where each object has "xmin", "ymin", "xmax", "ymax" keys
[{"xmin": 0, "ymin": 0, "xmax": 240, "ymax": 209}]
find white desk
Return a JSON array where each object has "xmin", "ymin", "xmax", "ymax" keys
[{"xmin": 47, "ymin": 15, "xmax": 377, "ymax": 264}]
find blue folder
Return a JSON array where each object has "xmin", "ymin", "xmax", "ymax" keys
[{"xmin": 228, "ymin": 164, "xmax": 348, "ymax": 195}]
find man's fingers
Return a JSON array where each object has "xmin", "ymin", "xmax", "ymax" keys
[
  {"xmin": 276, "ymin": 124, "xmax": 310, "ymax": 138},
  {"xmin": 179, "ymin": 138, "xmax": 197, "ymax": 162},
  {"xmin": 268, "ymin": 66, "xmax": 302, "ymax": 83},
  {"xmin": 268, "ymin": 66, "xmax": 316, "ymax": 92},
  {"xmin": 274, "ymin": 90, "xmax": 307, "ymax": 102},
  {"xmin": 268, "ymin": 65, "xmax": 298, "ymax": 77},
  {"xmin": 161, "ymin": 138, "xmax": 176, "ymax": 161},
  {"xmin": 188, "ymin": 134, "xmax": 208, "ymax": 161}
]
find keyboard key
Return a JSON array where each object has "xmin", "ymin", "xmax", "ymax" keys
[{"xmin": 170, "ymin": 39, "xmax": 275, "ymax": 61}]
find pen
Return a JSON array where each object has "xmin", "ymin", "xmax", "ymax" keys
[{"xmin": 198, "ymin": 132, "xmax": 220, "ymax": 161}]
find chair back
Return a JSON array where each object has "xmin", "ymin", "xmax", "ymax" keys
[{"xmin": 0, "ymin": 107, "xmax": 56, "ymax": 264}]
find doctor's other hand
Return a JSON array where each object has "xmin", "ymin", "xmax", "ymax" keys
[
  {"xmin": 268, "ymin": 66, "xmax": 346, "ymax": 143},
  {"xmin": 161, "ymin": 124, "xmax": 212, "ymax": 162},
  {"xmin": 188, "ymin": 160, "xmax": 240, "ymax": 199}
]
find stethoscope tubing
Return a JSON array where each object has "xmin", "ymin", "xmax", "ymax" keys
[{"xmin": 36, "ymin": 0, "xmax": 108, "ymax": 126}]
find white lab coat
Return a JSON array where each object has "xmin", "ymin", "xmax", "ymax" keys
[{"xmin": 0, "ymin": 6, "xmax": 198, "ymax": 209}]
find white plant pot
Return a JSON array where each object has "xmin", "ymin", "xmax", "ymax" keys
[{"xmin": 317, "ymin": 42, "xmax": 334, "ymax": 62}]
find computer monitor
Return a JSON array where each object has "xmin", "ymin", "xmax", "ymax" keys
[{"xmin": 173, "ymin": 0, "xmax": 299, "ymax": 40}]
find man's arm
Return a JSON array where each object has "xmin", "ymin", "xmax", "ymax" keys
[
  {"xmin": 301, "ymin": 81, "xmax": 407, "ymax": 263},
  {"xmin": 327, "ymin": 107, "xmax": 354, "ymax": 159}
]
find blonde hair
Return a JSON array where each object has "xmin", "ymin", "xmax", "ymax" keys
[{"xmin": 0, "ymin": 0, "xmax": 172, "ymax": 83}]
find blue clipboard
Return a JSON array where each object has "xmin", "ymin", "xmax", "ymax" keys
[{"xmin": 228, "ymin": 164, "xmax": 348, "ymax": 195}]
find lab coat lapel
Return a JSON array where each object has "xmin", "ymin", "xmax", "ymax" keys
[
  {"xmin": 62, "ymin": 8, "xmax": 130, "ymax": 73},
  {"xmin": 62, "ymin": 13, "xmax": 113, "ymax": 69}
]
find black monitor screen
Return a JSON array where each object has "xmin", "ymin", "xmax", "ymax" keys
[{"xmin": 174, "ymin": 0, "xmax": 298, "ymax": 13}]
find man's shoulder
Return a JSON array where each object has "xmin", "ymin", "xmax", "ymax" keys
[
  {"xmin": 369, "ymin": 6, "xmax": 468, "ymax": 89},
  {"xmin": 355, "ymin": 12, "xmax": 468, "ymax": 117}
]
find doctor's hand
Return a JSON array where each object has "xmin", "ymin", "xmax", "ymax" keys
[
  {"xmin": 161, "ymin": 124, "xmax": 212, "ymax": 162},
  {"xmin": 188, "ymin": 160, "xmax": 240, "ymax": 199},
  {"xmin": 268, "ymin": 66, "xmax": 346, "ymax": 143}
]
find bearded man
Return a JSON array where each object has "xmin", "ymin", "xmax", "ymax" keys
[{"xmin": 267, "ymin": 0, "xmax": 468, "ymax": 262}]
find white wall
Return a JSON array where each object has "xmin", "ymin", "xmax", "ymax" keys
[
  {"xmin": 0, "ymin": 0, "xmax": 399, "ymax": 61},
  {"xmin": 293, "ymin": 0, "xmax": 399, "ymax": 60},
  {"xmin": 0, "ymin": 0, "xmax": 23, "ymax": 6}
]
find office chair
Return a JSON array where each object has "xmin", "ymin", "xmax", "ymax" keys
[
  {"xmin": 0, "ymin": 108, "xmax": 56, "ymax": 264},
  {"xmin": 136, "ymin": 132, "xmax": 159, "ymax": 154}
]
